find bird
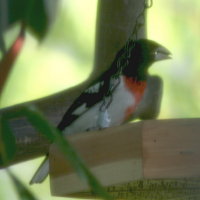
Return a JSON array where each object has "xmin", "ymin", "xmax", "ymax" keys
[{"xmin": 30, "ymin": 39, "xmax": 171, "ymax": 184}]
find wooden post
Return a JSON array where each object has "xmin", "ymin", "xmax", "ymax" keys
[
  {"xmin": 93, "ymin": 0, "xmax": 146, "ymax": 76},
  {"xmin": 50, "ymin": 118, "xmax": 200, "ymax": 199}
]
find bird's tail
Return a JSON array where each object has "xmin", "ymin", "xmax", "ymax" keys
[{"xmin": 30, "ymin": 156, "xmax": 49, "ymax": 184}]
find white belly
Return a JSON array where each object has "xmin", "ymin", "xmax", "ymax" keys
[{"xmin": 63, "ymin": 77, "xmax": 135, "ymax": 135}]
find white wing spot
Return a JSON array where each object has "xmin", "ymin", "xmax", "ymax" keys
[
  {"xmin": 86, "ymin": 82, "xmax": 103, "ymax": 93},
  {"xmin": 97, "ymin": 109, "xmax": 111, "ymax": 128},
  {"xmin": 72, "ymin": 103, "xmax": 87, "ymax": 115}
]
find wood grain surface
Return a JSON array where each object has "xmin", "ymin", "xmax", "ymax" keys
[{"xmin": 50, "ymin": 118, "xmax": 200, "ymax": 199}]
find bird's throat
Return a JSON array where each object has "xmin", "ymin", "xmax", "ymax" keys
[
  {"xmin": 123, "ymin": 76, "xmax": 147, "ymax": 120},
  {"xmin": 123, "ymin": 77, "xmax": 147, "ymax": 101}
]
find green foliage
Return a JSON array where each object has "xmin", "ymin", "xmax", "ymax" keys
[
  {"xmin": 0, "ymin": 0, "xmax": 52, "ymax": 40},
  {"xmin": 0, "ymin": 1, "xmax": 97, "ymax": 108},
  {"xmin": 7, "ymin": 169, "xmax": 38, "ymax": 200},
  {"xmin": 0, "ymin": 115, "xmax": 16, "ymax": 165},
  {"xmin": 0, "ymin": 105, "xmax": 113, "ymax": 200},
  {"xmin": 0, "ymin": 0, "xmax": 200, "ymax": 199}
]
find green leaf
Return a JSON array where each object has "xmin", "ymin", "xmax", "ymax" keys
[
  {"xmin": 25, "ymin": 105, "xmax": 113, "ymax": 199},
  {"xmin": 8, "ymin": 0, "xmax": 48, "ymax": 39},
  {"xmin": 0, "ymin": 115, "xmax": 16, "ymax": 165},
  {"xmin": 26, "ymin": 0, "xmax": 49, "ymax": 39},
  {"xmin": 0, "ymin": 0, "xmax": 54, "ymax": 39},
  {"xmin": 0, "ymin": 33, "xmax": 6, "ymax": 55},
  {"xmin": 1, "ymin": 104, "xmax": 113, "ymax": 199},
  {"xmin": 7, "ymin": 169, "xmax": 39, "ymax": 200}
]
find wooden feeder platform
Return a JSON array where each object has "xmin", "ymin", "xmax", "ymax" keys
[{"xmin": 49, "ymin": 118, "xmax": 200, "ymax": 199}]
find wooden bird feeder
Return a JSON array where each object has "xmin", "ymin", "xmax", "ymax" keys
[{"xmin": 49, "ymin": 118, "xmax": 200, "ymax": 199}]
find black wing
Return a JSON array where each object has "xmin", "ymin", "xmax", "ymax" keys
[
  {"xmin": 57, "ymin": 40, "xmax": 135, "ymax": 131},
  {"xmin": 57, "ymin": 77, "xmax": 111, "ymax": 131}
]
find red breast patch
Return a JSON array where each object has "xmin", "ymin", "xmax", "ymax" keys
[{"xmin": 123, "ymin": 76, "xmax": 147, "ymax": 120}]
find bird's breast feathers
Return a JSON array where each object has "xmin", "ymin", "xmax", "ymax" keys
[{"xmin": 63, "ymin": 76, "xmax": 146, "ymax": 135}]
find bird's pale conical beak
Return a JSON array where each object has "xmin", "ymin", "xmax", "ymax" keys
[{"xmin": 155, "ymin": 46, "xmax": 172, "ymax": 61}]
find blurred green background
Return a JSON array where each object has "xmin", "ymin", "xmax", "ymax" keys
[{"xmin": 0, "ymin": 0, "xmax": 200, "ymax": 199}]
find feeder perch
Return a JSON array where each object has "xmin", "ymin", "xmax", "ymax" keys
[{"xmin": 49, "ymin": 118, "xmax": 200, "ymax": 199}]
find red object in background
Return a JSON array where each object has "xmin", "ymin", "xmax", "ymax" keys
[{"xmin": 0, "ymin": 26, "xmax": 26, "ymax": 94}]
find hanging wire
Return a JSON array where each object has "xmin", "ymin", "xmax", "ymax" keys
[
  {"xmin": 99, "ymin": 77, "xmax": 121, "ymax": 112},
  {"xmin": 99, "ymin": 0, "xmax": 154, "ymax": 112},
  {"xmin": 131, "ymin": 0, "xmax": 153, "ymax": 40}
]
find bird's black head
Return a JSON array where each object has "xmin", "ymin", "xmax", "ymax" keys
[{"xmin": 122, "ymin": 39, "xmax": 171, "ymax": 80}]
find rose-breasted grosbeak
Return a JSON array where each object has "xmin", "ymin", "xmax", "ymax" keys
[{"xmin": 30, "ymin": 39, "xmax": 171, "ymax": 184}]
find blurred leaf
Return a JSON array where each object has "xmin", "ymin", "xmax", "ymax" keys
[
  {"xmin": 0, "ymin": 26, "xmax": 25, "ymax": 95},
  {"xmin": 0, "ymin": 0, "xmax": 57, "ymax": 40},
  {"xmin": 0, "ymin": 0, "xmax": 7, "ymax": 53},
  {"xmin": 1, "ymin": 104, "xmax": 113, "ymax": 200},
  {"xmin": 0, "ymin": 33, "xmax": 6, "ymax": 54},
  {"xmin": 7, "ymin": 169, "xmax": 39, "ymax": 200},
  {"xmin": 0, "ymin": 115, "xmax": 16, "ymax": 165},
  {"xmin": 25, "ymin": 105, "xmax": 113, "ymax": 199},
  {"xmin": 8, "ymin": 0, "xmax": 48, "ymax": 39}
]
